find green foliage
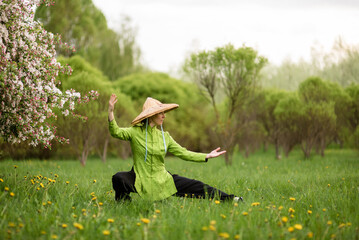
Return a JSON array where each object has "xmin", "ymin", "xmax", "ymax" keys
[
  {"xmin": 1, "ymin": 149, "xmax": 358, "ymax": 239},
  {"xmin": 35, "ymin": 0, "xmax": 142, "ymax": 80}
]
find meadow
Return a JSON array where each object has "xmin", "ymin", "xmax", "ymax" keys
[{"xmin": 0, "ymin": 148, "xmax": 358, "ymax": 240}]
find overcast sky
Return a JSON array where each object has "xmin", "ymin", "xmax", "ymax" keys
[{"xmin": 92, "ymin": 0, "xmax": 359, "ymax": 73}]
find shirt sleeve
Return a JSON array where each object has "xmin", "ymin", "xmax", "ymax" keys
[
  {"xmin": 167, "ymin": 134, "xmax": 207, "ymax": 162},
  {"xmin": 109, "ymin": 119, "xmax": 132, "ymax": 141}
]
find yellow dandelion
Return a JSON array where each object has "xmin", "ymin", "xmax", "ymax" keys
[
  {"xmin": 141, "ymin": 218, "xmax": 150, "ymax": 224},
  {"xmin": 288, "ymin": 208, "xmax": 295, "ymax": 213},
  {"xmin": 18, "ymin": 223, "xmax": 24, "ymax": 228},
  {"xmin": 81, "ymin": 209, "xmax": 86, "ymax": 212},
  {"xmin": 93, "ymin": 180, "xmax": 97, "ymax": 183},
  {"xmin": 92, "ymin": 197, "xmax": 97, "ymax": 201},
  {"xmin": 201, "ymin": 226, "xmax": 208, "ymax": 231},
  {"xmin": 282, "ymin": 216, "xmax": 288, "ymax": 223},
  {"xmin": 54, "ymin": 174, "xmax": 58, "ymax": 178},
  {"xmin": 42, "ymin": 202, "xmax": 46, "ymax": 206},
  {"xmin": 136, "ymin": 223, "xmax": 141, "ymax": 226},
  {"xmin": 62, "ymin": 224, "xmax": 68, "ymax": 228},
  {"xmin": 155, "ymin": 209, "xmax": 161, "ymax": 214},
  {"xmin": 66, "ymin": 181, "xmax": 70, "ymax": 184},
  {"xmin": 73, "ymin": 223, "xmax": 84, "ymax": 230},
  {"xmin": 218, "ymin": 232, "xmax": 230, "ymax": 239},
  {"xmin": 242, "ymin": 212, "xmax": 248, "ymax": 216},
  {"xmin": 40, "ymin": 183, "xmax": 44, "ymax": 188},
  {"xmin": 307, "ymin": 210, "xmax": 312, "ymax": 214},
  {"xmin": 347, "ymin": 222, "xmax": 352, "ymax": 226},
  {"xmin": 51, "ymin": 234, "xmax": 57, "ymax": 239},
  {"xmin": 209, "ymin": 225, "xmax": 216, "ymax": 231},
  {"xmin": 8, "ymin": 222, "xmax": 16, "ymax": 228},
  {"xmin": 288, "ymin": 227, "xmax": 294, "ymax": 233},
  {"xmin": 331, "ymin": 234, "xmax": 336, "ymax": 238},
  {"xmin": 0, "ymin": 178, "xmax": 3, "ymax": 182},
  {"xmin": 289, "ymin": 197, "xmax": 296, "ymax": 201},
  {"xmin": 338, "ymin": 223, "xmax": 346, "ymax": 229},
  {"xmin": 73, "ymin": 214, "xmax": 78, "ymax": 218},
  {"xmin": 10, "ymin": 192, "xmax": 15, "ymax": 197},
  {"xmin": 327, "ymin": 184, "xmax": 331, "ymax": 187},
  {"xmin": 107, "ymin": 218, "xmax": 114, "ymax": 223},
  {"xmin": 327, "ymin": 221, "xmax": 332, "ymax": 225},
  {"xmin": 215, "ymin": 200, "xmax": 220, "ymax": 204},
  {"xmin": 210, "ymin": 220, "xmax": 216, "ymax": 225},
  {"xmin": 307, "ymin": 232, "xmax": 313, "ymax": 238},
  {"xmin": 322, "ymin": 208, "xmax": 327, "ymax": 212},
  {"xmin": 14, "ymin": 165, "xmax": 18, "ymax": 168},
  {"xmin": 90, "ymin": 192, "xmax": 95, "ymax": 196},
  {"xmin": 75, "ymin": 184, "xmax": 78, "ymax": 187},
  {"xmin": 4, "ymin": 187, "xmax": 9, "ymax": 191},
  {"xmin": 40, "ymin": 230, "xmax": 46, "ymax": 235},
  {"xmin": 251, "ymin": 202, "xmax": 260, "ymax": 206},
  {"xmin": 99, "ymin": 202, "xmax": 103, "ymax": 206},
  {"xmin": 234, "ymin": 202, "xmax": 238, "ymax": 207},
  {"xmin": 294, "ymin": 224, "xmax": 302, "ymax": 230},
  {"xmin": 290, "ymin": 214, "xmax": 295, "ymax": 218},
  {"xmin": 234, "ymin": 234, "xmax": 240, "ymax": 239},
  {"xmin": 221, "ymin": 214, "xmax": 226, "ymax": 219},
  {"xmin": 47, "ymin": 201, "xmax": 52, "ymax": 205},
  {"xmin": 72, "ymin": 206, "xmax": 76, "ymax": 209},
  {"xmin": 103, "ymin": 230, "xmax": 110, "ymax": 236},
  {"xmin": 278, "ymin": 206, "xmax": 283, "ymax": 210}
]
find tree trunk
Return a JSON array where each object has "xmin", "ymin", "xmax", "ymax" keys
[
  {"xmin": 275, "ymin": 140, "xmax": 281, "ymax": 160},
  {"xmin": 101, "ymin": 138, "xmax": 109, "ymax": 163}
]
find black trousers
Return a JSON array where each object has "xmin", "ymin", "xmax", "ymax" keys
[{"xmin": 112, "ymin": 168, "xmax": 235, "ymax": 201}]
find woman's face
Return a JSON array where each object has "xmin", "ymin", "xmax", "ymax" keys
[{"xmin": 150, "ymin": 112, "xmax": 165, "ymax": 126}]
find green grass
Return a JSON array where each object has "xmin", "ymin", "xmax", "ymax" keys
[{"xmin": 0, "ymin": 148, "xmax": 358, "ymax": 240}]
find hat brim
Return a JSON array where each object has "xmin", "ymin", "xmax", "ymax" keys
[{"xmin": 131, "ymin": 103, "xmax": 179, "ymax": 125}]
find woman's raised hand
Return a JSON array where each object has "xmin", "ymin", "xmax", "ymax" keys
[
  {"xmin": 206, "ymin": 147, "xmax": 226, "ymax": 159},
  {"xmin": 109, "ymin": 94, "xmax": 118, "ymax": 112}
]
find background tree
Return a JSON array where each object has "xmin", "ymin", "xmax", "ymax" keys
[
  {"xmin": 184, "ymin": 44, "xmax": 267, "ymax": 165},
  {"xmin": 35, "ymin": 0, "xmax": 142, "ymax": 80}
]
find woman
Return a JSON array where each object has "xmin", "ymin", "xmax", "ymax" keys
[{"xmin": 109, "ymin": 94, "xmax": 242, "ymax": 202}]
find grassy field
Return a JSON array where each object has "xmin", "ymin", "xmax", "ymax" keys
[{"xmin": 0, "ymin": 148, "xmax": 358, "ymax": 240}]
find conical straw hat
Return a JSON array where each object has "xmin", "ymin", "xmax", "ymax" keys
[{"xmin": 131, "ymin": 97, "xmax": 179, "ymax": 125}]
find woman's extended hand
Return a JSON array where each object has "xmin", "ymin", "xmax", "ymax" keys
[
  {"xmin": 206, "ymin": 147, "xmax": 226, "ymax": 159},
  {"xmin": 109, "ymin": 94, "xmax": 118, "ymax": 112}
]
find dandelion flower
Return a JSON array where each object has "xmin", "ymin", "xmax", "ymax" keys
[
  {"xmin": 327, "ymin": 221, "xmax": 332, "ymax": 225},
  {"xmin": 218, "ymin": 232, "xmax": 230, "ymax": 239},
  {"xmin": 10, "ymin": 192, "xmax": 15, "ymax": 197},
  {"xmin": 288, "ymin": 227, "xmax": 294, "ymax": 232},
  {"xmin": 278, "ymin": 206, "xmax": 283, "ymax": 210},
  {"xmin": 282, "ymin": 216, "xmax": 288, "ymax": 223},
  {"xmin": 201, "ymin": 226, "xmax": 208, "ymax": 231},
  {"xmin": 307, "ymin": 232, "xmax": 313, "ymax": 238},
  {"xmin": 347, "ymin": 222, "xmax": 352, "ymax": 226},
  {"xmin": 221, "ymin": 214, "xmax": 226, "ymax": 219},
  {"xmin": 92, "ymin": 197, "xmax": 97, "ymax": 201},
  {"xmin": 215, "ymin": 200, "xmax": 220, "ymax": 204},
  {"xmin": 47, "ymin": 201, "xmax": 52, "ymax": 205},
  {"xmin": 99, "ymin": 202, "xmax": 103, "ymax": 206},
  {"xmin": 251, "ymin": 202, "xmax": 260, "ymax": 206},
  {"xmin": 209, "ymin": 225, "xmax": 216, "ymax": 231},
  {"xmin": 307, "ymin": 210, "xmax": 312, "ymax": 214},
  {"xmin": 66, "ymin": 181, "xmax": 70, "ymax": 184},
  {"xmin": 331, "ymin": 234, "xmax": 336, "ymax": 238},
  {"xmin": 234, "ymin": 203, "xmax": 238, "ymax": 207},
  {"xmin": 327, "ymin": 184, "xmax": 331, "ymax": 187},
  {"xmin": 136, "ymin": 223, "xmax": 141, "ymax": 226},
  {"xmin": 18, "ymin": 223, "xmax": 24, "ymax": 228},
  {"xmin": 40, "ymin": 230, "xmax": 46, "ymax": 235},
  {"xmin": 289, "ymin": 197, "xmax": 296, "ymax": 201},
  {"xmin": 81, "ymin": 209, "xmax": 86, "ymax": 212},
  {"xmin": 51, "ymin": 234, "xmax": 57, "ymax": 239},
  {"xmin": 0, "ymin": 178, "xmax": 3, "ymax": 182},
  {"xmin": 210, "ymin": 220, "xmax": 216, "ymax": 225},
  {"xmin": 155, "ymin": 209, "xmax": 161, "ymax": 214},
  {"xmin": 73, "ymin": 223, "xmax": 84, "ymax": 230},
  {"xmin": 242, "ymin": 212, "xmax": 248, "ymax": 216},
  {"xmin": 103, "ymin": 230, "xmax": 110, "ymax": 235},
  {"xmin": 107, "ymin": 218, "xmax": 114, "ymax": 223},
  {"xmin": 8, "ymin": 222, "xmax": 16, "ymax": 228},
  {"xmin": 62, "ymin": 224, "xmax": 68, "ymax": 228},
  {"xmin": 322, "ymin": 208, "xmax": 327, "ymax": 212},
  {"xmin": 141, "ymin": 218, "xmax": 150, "ymax": 224},
  {"xmin": 294, "ymin": 224, "xmax": 302, "ymax": 230},
  {"xmin": 14, "ymin": 165, "xmax": 18, "ymax": 168},
  {"xmin": 93, "ymin": 180, "xmax": 97, "ymax": 183},
  {"xmin": 234, "ymin": 234, "xmax": 240, "ymax": 239},
  {"xmin": 338, "ymin": 223, "xmax": 346, "ymax": 229},
  {"xmin": 288, "ymin": 208, "xmax": 295, "ymax": 213},
  {"xmin": 40, "ymin": 183, "xmax": 44, "ymax": 188},
  {"xmin": 4, "ymin": 187, "xmax": 9, "ymax": 191}
]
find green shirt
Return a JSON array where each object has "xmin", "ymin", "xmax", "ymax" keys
[{"xmin": 109, "ymin": 119, "xmax": 207, "ymax": 201}]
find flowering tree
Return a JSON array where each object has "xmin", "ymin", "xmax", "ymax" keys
[{"xmin": 0, "ymin": 0, "xmax": 98, "ymax": 149}]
